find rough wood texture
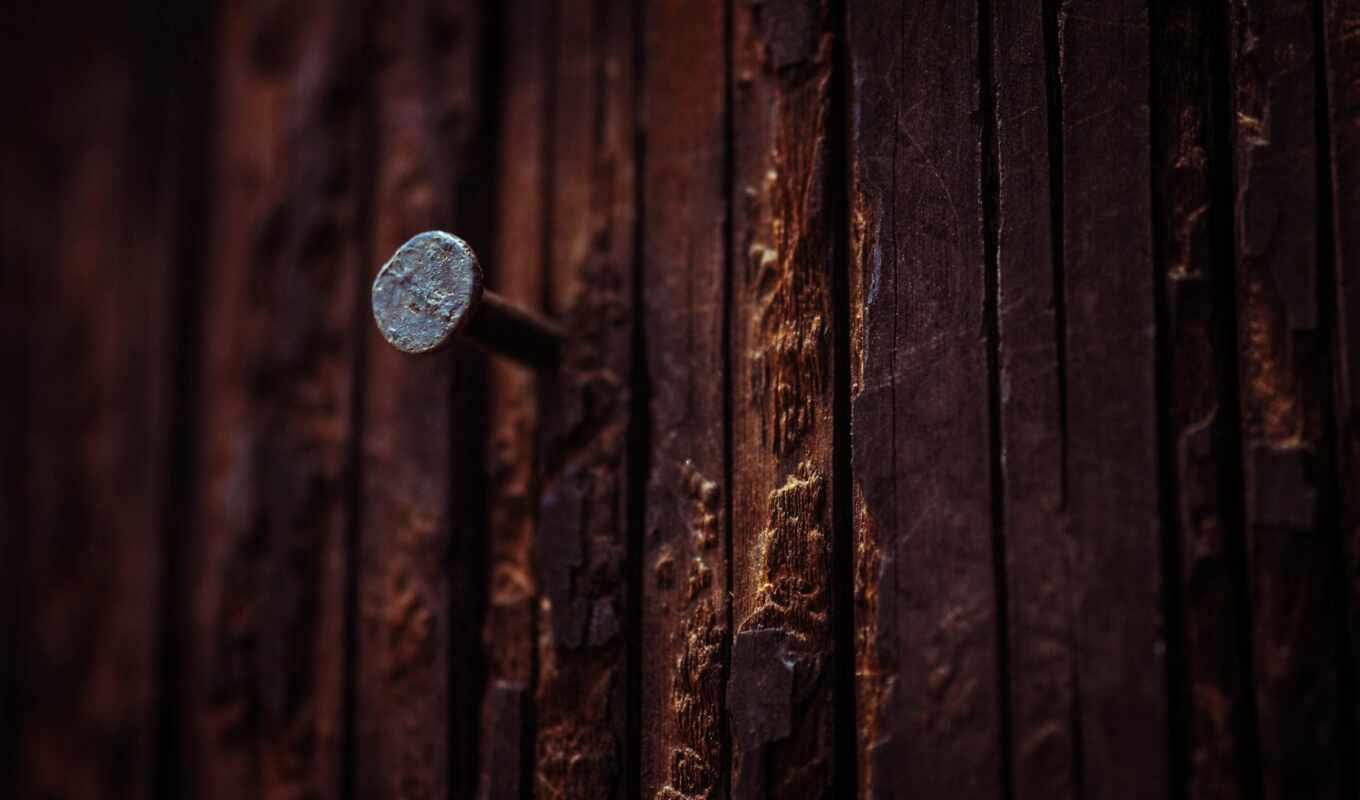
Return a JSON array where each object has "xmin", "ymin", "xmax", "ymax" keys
[
  {"xmin": 357, "ymin": 0, "xmax": 489, "ymax": 797},
  {"xmin": 1055, "ymin": 2, "xmax": 1169, "ymax": 796},
  {"xmin": 5, "ymin": 4, "xmax": 199, "ymax": 796},
  {"xmin": 988, "ymin": 2, "xmax": 1072, "ymax": 798},
  {"xmin": 1322, "ymin": 1, "xmax": 1360, "ymax": 789},
  {"xmin": 640, "ymin": 1, "xmax": 730, "ymax": 798},
  {"xmin": 185, "ymin": 3, "xmax": 367, "ymax": 797},
  {"xmin": 1150, "ymin": 1, "xmax": 1258, "ymax": 796},
  {"xmin": 728, "ymin": 0, "xmax": 840, "ymax": 795},
  {"xmin": 1229, "ymin": 1, "xmax": 1353, "ymax": 796},
  {"xmin": 478, "ymin": 1, "xmax": 549, "ymax": 798},
  {"xmin": 847, "ymin": 0, "xmax": 1002, "ymax": 796},
  {"xmin": 534, "ymin": 0, "xmax": 638, "ymax": 796}
]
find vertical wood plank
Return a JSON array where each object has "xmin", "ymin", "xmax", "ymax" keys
[
  {"xmin": 1321, "ymin": 0, "xmax": 1360, "ymax": 790},
  {"xmin": 640, "ymin": 0, "xmax": 730, "ymax": 797},
  {"xmin": 6, "ymin": 4, "xmax": 195, "ymax": 795},
  {"xmin": 357, "ymin": 0, "xmax": 489, "ymax": 796},
  {"xmin": 535, "ymin": 0, "xmax": 638, "ymax": 796},
  {"xmin": 1057, "ymin": 2, "xmax": 1168, "ymax": 796},
  {"xmin": 847, "ymin": 0, "xmax": 1002, "ymax": 796},
  {"xmin": 1228, "ymin": 0, "xmax": 1353, "ymax": 796},
  {"xmin": 478, "ymin": 0, "xmax": 550, "ymax": 797},
  {"xmin": 988, "ymin": 1, "xmax": 1073, "ymax": 798},
  {"xmin": 1150, "ymin": 0, "xmax": 1258, "ymax": 796},
  {"xmin": 729, "ymin": 0, "xmax": 840, "ymax": 795},
  {"xmin": 187, "ymin": 3, "xmax": 367, "ymax": 797}
]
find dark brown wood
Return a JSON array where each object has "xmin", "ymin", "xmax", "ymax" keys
[
  {"xmin": 185, "ymin": 3, "xmax": 367, "ymax": 797},
  {"xmin": 1229, "ymin": 1, "xmax": 1352, "ymax": 796},
  {"xmin": 1151, "ymin": 0, "xmax": 1258, "ymax": 797},
  {"xmin": 533, "ymin": 0, "xmax": 638, "ymax": 796},
  {"xmin": 988, "ymin": 2, "xmax": 1073, "ymax": 798},
  {"xmin": 1057, "ymin": 2, "xmax": 1168, "ymax": 797},
  {"xmin": 478, "ymin": 1, "xmax": 550, "ymax": 797},
  {"xmin": 1322, "ymin": 2, "xmax": 1360, "ymax": 791},
  {"xmin": 357, "ymin": 0, "xmax": 489, "ymax": 797},
  {"xmin": 640, "ymin": 0, "xmax": 730, "ymax": 798},
  {"xmin": 728, "ymin": 0, "xmax": 840, "ymax": 795}
]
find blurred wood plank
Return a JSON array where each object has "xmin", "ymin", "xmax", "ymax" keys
[
  {"xmin": 728, "ymin": 0, "xmax": 841, "ymax": 795},
  {"xmin": 533, "ymin": 0, "xmax": 639, "ymax": 796},
  {"xmin": 1229, "ymin": 1, "xmax": 1353, "ymax": 796},
  {"xmin": 1150, "ymin": 0, "xmax": 1258, "ymax": 796},
  {"xmin": 639, "ymin": 0, "xmax": 730, "ymax": 797},
  {"xmin": 356, "ymin": 0, "xmax": 491, "ymax": 796},
  {"xmin": 477, "ymin": 1, "xmax": 551, "ymax": 798},
  {"xmin": 185, "ymin": 2, "xmax": 369, "ymax": 796}
]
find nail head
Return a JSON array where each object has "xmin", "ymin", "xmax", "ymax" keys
[{"xmin": 371, "ymin": 230, "xmax": 484, "ymax": 354}]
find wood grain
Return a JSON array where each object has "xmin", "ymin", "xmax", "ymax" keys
[
  {"xmin": 1056, "ymin": 2, "xmax": 1168, "ymax": 797},
  {"xmin": 478, "ymin": 1, "xmax": 550, "ymax": 797},
  {"xmin": 185, "ymin": 2, "xmax": 368, "ymax": 796},
  {"xmin": 534, "ymin": 0, "xmax": 638, "ymax": 796},
  {"xmin": 1150, "ymin": 0, "xmax": 1258, "ymax": 796},
  {"xmin": 847, "ymin": 0, "xmax": 1002, "ymax": 796},
  {"xmin": 729, "ymin": 0, "xmax": 840, "ymax": 795},
  {"xmin": 988, "ymin": 1, "xmax": 1072, "ymax": 797},
  {"xmin": 1322, "ymin": 1, "xmax": 1360, "ymax": 791},
  {"xmin": 640, "ymin": 0, "xmax": 730, "ymax": 797},
  {"xmin": 1229, "ymin": 0, "xmax": 1352, "ymax": 796},
  {"xmin": 356, "ymin": 0, "xmax": 490, "ymax": 797}
]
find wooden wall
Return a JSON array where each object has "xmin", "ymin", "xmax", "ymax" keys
[{"xmin": 4, "ymin": 0, "xmax": 1358, "ymax": 798}]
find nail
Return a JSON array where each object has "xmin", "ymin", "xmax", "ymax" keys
[{"xmin": 371, "ymin": 230, "xmax": 564, "ymax": 369}]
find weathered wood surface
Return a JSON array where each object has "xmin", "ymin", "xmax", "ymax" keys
[
  {"xmin": 640, "ymin": 1, "xmax": 730, "ymax": 799},
  {"xmin": 7, "ymin": 2, "xmax": 1360, "ymax": 799},
  {"xmin": 478, "ymin": 1, "xmax": 550, "ymax": 798},
  {"xmin": 1229, "ymin": 1, "xmax": 1354, "ymax": 797},
  {"xmin": 185, "ymin": 2, "xmax": 367, "ymax": 797},
  {"xmin": 729, "ymin": 0, "xmax": 841, "ymax": 795},
  {"xmin": 847, "ymin": 0, "xmax": 1002, "ymax": 797},
  {"xmin": 1150, "ymin": 0, "xmax": 1258, "ymax": 796},
  {"xmin": 357, "ymin": 0, "xmax": 490, "ymax": 797},
  {"xmin": 534, "ymin": 0, "xmax": 638, "ymax": 796}
]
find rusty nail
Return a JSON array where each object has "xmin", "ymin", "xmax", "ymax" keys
[{"xmin": 371, "ymin": 230, "xmax": 564, "ymax": 369}]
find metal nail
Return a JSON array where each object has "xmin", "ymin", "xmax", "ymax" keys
[{"xmin": 371, "ymin": 230, "xmax": 564, "ymax": 369}]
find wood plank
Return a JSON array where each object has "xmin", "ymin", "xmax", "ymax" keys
[
  {"xmin": 1228, "ymin": 1, "xmax": 1353, "ymax": 796},
  {"xmin": 846, "ymin": 0, "xmax": 1002, "ymax": 796},
  {"xmin": 1056, "ymin": 2, "xmax": 1168, "ymax": 796},
  {"xmin": 357, "ymin": 0, "xmax": 490, "ymax": 796},
  {"xmin": 1322, "ymin": 1, "xmax": 1360, "ymax": 790},
  {"xmin": 185, "ymin": 2, "xmax": 368, "ymax": 796},
  {"xmin": 1149, "ymin": 0, "xmax": 1258, "ymax": 796},
  {"xmin": 5, "ymin": 4, "xmax": 194, "ymax": 795},
  {"xmin": 988, "ymin": 2, "xmax": 1073, "ymax": 798},
  {"xmin": 477, "ymin": 1, "xmax": 551, "ymax": 798},
  {"xmin": 729, "ymin": 0, "xmax": 841, "ymax": 795},
  {"xmin": 534, "ymin": 0, "xmax": 638, "ymax": 796},
  {"xmin": 639, "ymin": 0, "xmax": 729, "ymax": 797}
]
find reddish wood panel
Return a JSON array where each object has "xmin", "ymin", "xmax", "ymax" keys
[
  {"xmin": 478, "ymin": 1, "xmax": 550, "ymax": 797},
  {"xmin": 1229, "ymin": 1, "xmax": 1352, "ymax": 796},
  {"xmin": 1322, "ymin": 2, "xmax": 1360, "ymax": 789},
  {"xmin": 728, "ymin": 0, "xmax": 841, "ymax": 795},
  {"xmin": 184, "ymin": 3, "xmax": 368, "ymax": 797},
  {"xmin": 988, "ymin": 2, "xmax": 1073, "ymax": 798},
  {"xmin": 847, "ymin": 0, "xmax": 1002, "ymax": 797},
  {"xmin": 5, "ymin": 5, "xmax": 198, "ymax": 796},
  {"xmin": 1150, "ymin": 0, "xmax": 1258, "ymax": 796},
  {"xmin": 640, "ymin": 0, "xmax": 730, "ymax": 798},
  {"xmin": 357, "ymin": 0, "xmax": 489, "ymax": 797},
  {"xmin": 1056, "ymin": 2, "xmax": 1169, "ymax": 797},
  {"xmin": 534, "ymin": 0, "xmax": 638, "ymax": 796}
]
